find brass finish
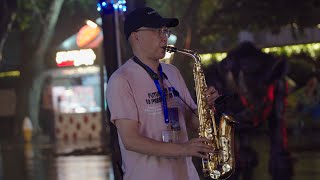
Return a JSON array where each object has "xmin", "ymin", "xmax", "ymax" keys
[{"xmin": 166, "ymin": 46, "xmax": 236, "ymax": 179}]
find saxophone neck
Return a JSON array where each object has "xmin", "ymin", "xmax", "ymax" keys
[{"xmin": 165, "ymin": 46, "xmax": 201, "ymax": 63}]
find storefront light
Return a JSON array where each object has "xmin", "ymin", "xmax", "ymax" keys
[{"xmin": 56, "ymin": 49, "xmax": 96, "ymax": 67}]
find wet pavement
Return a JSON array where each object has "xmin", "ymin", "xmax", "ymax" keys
[
  {"xmin": 1, "ymin": 128, "xmax": 320, "ymax": 180},
  {"xmin": 0, "ymin": 137, "xmax": 114, "ymax": 180}
]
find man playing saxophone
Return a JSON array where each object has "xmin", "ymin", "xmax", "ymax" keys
[{"xmin": 106, "ymin": 7, "xmax": 220, "ymax": 180}]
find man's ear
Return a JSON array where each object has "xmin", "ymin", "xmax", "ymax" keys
[{"xmin": 131, "ymin": 32, "xmax": 139, "ymax": 41}]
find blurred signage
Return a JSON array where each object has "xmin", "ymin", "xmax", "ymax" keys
[
  {"xmin": 76, "ymin": 24, "xmax": 103, "ymax": 49},
  {"xmin": 55, "ymin": 49, "xmax": 96, "ymax": 67}
]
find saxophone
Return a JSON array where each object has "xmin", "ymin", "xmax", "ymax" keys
[{"xmin": 166, "ymin": 46, "xmax": 236, "ymax": 179}]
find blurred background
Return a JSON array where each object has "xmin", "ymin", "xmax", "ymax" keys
[{"xmin": 0, "ymin": 0, "xmax": 320, "ymax": 180}]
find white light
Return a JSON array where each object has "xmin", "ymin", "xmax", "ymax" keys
[
  {"xmin": 95, "ymin": 18, "xmax": 102, "ymax": 26},
  {"xmin": 75, "ymin": 107, "xmax": 87, "ymax": 113},
  {"xmin": 102, "ymin": 2, "xmax": 107, "ymax": 6},
  {"xmin": 86, "ymin": 20, "xmax": 98, "ymax": 28},
  {"xmin": 56, "ymin": 51, "xmax": 66, "ymax": 64},
  {"xmin": 168, "ymin": 34, "xmax": 177, "ymax": 45},
  {"xmin": 74, "ymin": 49, "xmax": 96, "ymax": 66},
  {"xmin": 97, "ymin": 7, "xmax": 101, "ymax": 11},
  {"xmin": 65, "ymin": 89, "xmax": 73, "ymax": 96},
  {"xmin": 55, "ymin": 49, "xmax": 96, "ymax": 67}
]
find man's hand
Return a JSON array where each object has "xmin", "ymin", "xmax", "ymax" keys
[
  {"xmin": 180, "ymin": 137, "xmax": 214, "ymax": 158},
  {"xmin": 205, "ymin": 86, "xmax": 220, "ymax": 108}
]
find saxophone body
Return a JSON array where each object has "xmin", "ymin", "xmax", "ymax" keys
[{"xmin": 166, "ymin": 46, "xmax": 236, "ymax": 179}]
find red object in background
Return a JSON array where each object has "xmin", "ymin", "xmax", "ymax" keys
[
  {"xmin": 54, "ymin": 113, "xmax": 102, "ymax": 141},
  {"xmin": 57, "ymin": 60, "xmax": 74, "ymax": 67}
]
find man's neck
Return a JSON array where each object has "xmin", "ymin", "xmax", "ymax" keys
[{"xmin": 134, "ymin": 54, "xmax": 160, "ymax": 73}]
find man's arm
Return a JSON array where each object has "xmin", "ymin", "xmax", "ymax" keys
[
  {"xmin": 115, "ymin": 119, "xmax": 213, "ymax": 158},
  {"xmin": 185, "ymin": 109, "xmax": 200, "ymax": 132}
]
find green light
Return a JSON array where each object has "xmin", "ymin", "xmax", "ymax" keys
[
  {"xmin": 262, "ymin": 43, "xmax": 320, "ymax": 59},
  {"xmin": 0, "ymin": 71, "xmax": 20, "ymax": 78},
  {"xmin": 200, "ymin": 42, "xmax": 320, "ymax": 66}
]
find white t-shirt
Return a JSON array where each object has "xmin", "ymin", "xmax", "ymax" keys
[{"xmin": 106, "ymin": 58, "xmax": 199, "ymax": 180}]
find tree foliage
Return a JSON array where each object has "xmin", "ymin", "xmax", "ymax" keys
[
  {"xmin": 13, "ymin": 0, "xmax": 94, "ymax": 29},
  {"xmin": 145, "ymin": 0, "xmax": 320, "ymax": 100},
  {"xmin": 146, "ymin": 0, "xmax": 320, "ymax": 52},
  {"xmin": 0, "ymin": 0, "xmax": 96, "ymax": 138}
]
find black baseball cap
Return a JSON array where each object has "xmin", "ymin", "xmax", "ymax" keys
[{"xmin": 124, "ymin": 7, "xmax": 179, "ymax": 39}]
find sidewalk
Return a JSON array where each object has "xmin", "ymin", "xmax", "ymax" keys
[
  {"xmin": 1, "ymin": 129, "xmax": 320, "ymax": 180},
  {"xmin": 0, "ymin": 134, "xmax": 114, "ymax": 180}
]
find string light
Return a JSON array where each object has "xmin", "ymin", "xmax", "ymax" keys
[
  {"xmin": 200, "ymin": 42, "xmax": 320, "ymax": 66},
  {"xmin": 97, "ymin": 0, "xmax": 127, "ymax": 13}
]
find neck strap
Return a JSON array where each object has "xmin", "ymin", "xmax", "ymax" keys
[
  {"xmin": 133, "ymin": 56, "xmax": 159, "ymax": 80},
  {"xmin": 132, "ymin": 56, "xmax": 170, "ymax": 126}
]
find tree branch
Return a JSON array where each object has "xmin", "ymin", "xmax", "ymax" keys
[
  {"xmin": 30, "ymin": 0, "xmax": 46, "ymax": 24},
  {"xmin": 0, "ymin": 11, "xmax": 16, "ymax": 62},
  {"xmin": 34, "ymin": 0, "xmax": 65, "ymax": 71}
]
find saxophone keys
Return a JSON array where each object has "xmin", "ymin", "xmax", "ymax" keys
[
  {"xmin": 209, "ymin": 170, "xmax": 221, "ymax": 179},
  {"xmin": 222, "ymin": 164, "xmax": 232, "ymax": 173},
  {"xmin": 206, "ymin": 134, "xmax": 213, "ymax": 140},
  {"xmin": 220, "ymin": 150, "xmax": 230, "ymax": 162},
  {"xmin": 205, "ymin": 128, "xmax": 214, "ymax": 140},
  {"xmin": 220, "ymin": 136, "xmax": 229, "ymax": 148},
  {"xmin": 206, "ymin": 127, "xmax": 213, "ymax": 134}
]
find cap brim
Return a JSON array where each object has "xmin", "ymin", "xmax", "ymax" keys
[{"xmin": 145, "ymin": 18, "xmax": 179, "ymax": 28}]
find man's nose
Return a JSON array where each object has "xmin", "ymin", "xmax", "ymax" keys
[{"xmin": 160, "ymin": 35, "xmax": 168, "ymax": 43}]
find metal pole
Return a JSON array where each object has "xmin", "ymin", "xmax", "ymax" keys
[
  {"xmin": 99, "ymin": 2, "xmax": 123, "ymax": 180},
  {"xmin": 114, "ymin": 1, "xmax": 122, "ymax": 67}
]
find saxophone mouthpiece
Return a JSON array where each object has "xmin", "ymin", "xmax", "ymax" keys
[{"xmin": 165, "ymin": 46, "xmax": 177, "ymax": 53}]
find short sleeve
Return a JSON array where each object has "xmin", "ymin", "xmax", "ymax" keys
[{"xmin": 106, "ymin": 74, "xmax": 138, "ymax": 123}]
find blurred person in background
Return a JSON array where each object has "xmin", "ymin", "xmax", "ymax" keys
[
  {"xmin": 288, "ymin": 73, "xmax": 320, "ymax": 132},
  {"xmin": 39, "ymin": 76, "xmax": 55, "ymax": 140},
  {"xmin": 205, "ymin": 42, "xmax": 293, "ymax": 180}
]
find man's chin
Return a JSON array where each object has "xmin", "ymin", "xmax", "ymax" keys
[
  {"xmin": 159, "ymin": 54, "xmax": 166, "ymax": 60},
  {"xmin": 155, "ymin": 52, "xmax": 166, "ymax": 60}
]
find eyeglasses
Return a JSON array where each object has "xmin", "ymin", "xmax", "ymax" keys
[{"xmin": 135, "ymin": 27, "xmax": 171, "ymax": 38}]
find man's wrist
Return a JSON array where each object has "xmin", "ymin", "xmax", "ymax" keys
[{"xmin": 175, "ymin": 142, "xmax": 186, "ymax": 157}]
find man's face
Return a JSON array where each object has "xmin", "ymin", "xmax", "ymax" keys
[{"xmin": 134, "ymin": 27, "xmax": 170, "ymax": 60}]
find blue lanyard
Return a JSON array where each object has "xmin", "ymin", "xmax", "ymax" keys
[
  {"xmin": 132, "ymin": 57, "xmax": 169, "ymax": 126},
  {"xmin": 154, "ymin": 65, "xmax": 169, "ymax": 125}
]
